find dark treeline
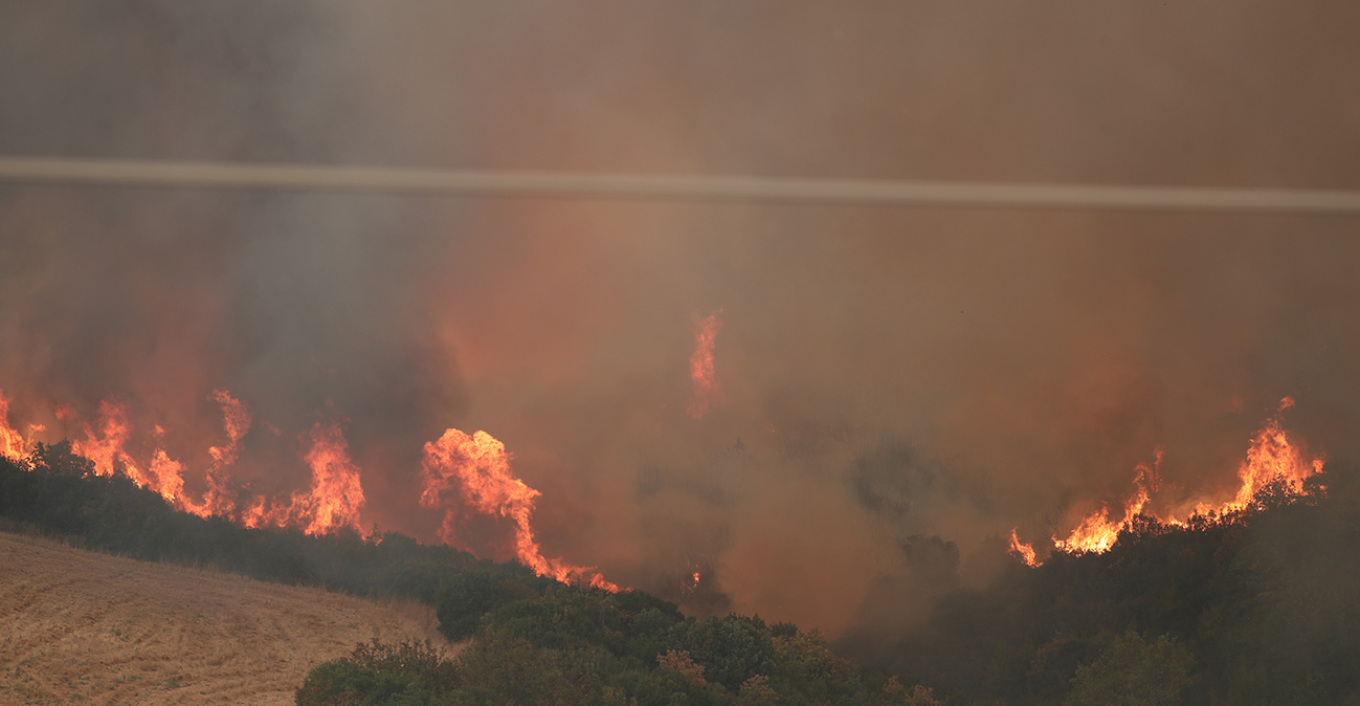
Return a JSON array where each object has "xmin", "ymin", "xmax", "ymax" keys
[
  {"xmin": 841, "ymin": 463, "xmax": 1360, "ymax": 706},
  {"xmin": 0, "ymin": 444, "xmax": 935, "ymax": 705},
  {"xmin": 299, "ymin": 586, "xmax": 936, "ymax": 705},
  {"xmin": 0, "ymin": 441, "xmax": 482, "ymax": 603},
  {"xmin": 7, "ymin": 442, "xmax": 1356, "ymax": 704}
]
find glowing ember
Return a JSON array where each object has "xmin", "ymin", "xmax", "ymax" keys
[
  {"xmin": 421, "ymin": 427, "xmax": 619, "ymax": 591},
  {"xmin": 1007, "ymin": 528, "xmax": 1039, "ymax": 567},
  {"xmin": 686, "ymin": 310, "xmax": 724, "ymax": 419}
]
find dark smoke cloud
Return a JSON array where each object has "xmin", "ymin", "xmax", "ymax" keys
[{"xmin": 3, "ymin": 2, "xmax": 1360, "ymax": 638}]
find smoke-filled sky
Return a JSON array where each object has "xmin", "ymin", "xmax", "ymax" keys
[{"xmin": 2, "ymin": 3, "xmax": 1359, "ymax": 636}]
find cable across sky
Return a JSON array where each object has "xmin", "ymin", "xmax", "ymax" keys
[{"xmin": 1, "ymin": 156, "xmax": 1358, "ymax": 214}]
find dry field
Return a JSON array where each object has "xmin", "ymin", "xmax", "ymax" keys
[{"xmin": 0, "ymin": 531, "xmax": 448, "ymax": 705}]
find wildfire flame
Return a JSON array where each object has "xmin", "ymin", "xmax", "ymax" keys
[
  {"xmin": 1007, "ymin": 528, "xmax": 1039, "ymax": 568},
  {"xmin": 1, "ymin": 385, "xmax": 618, "ymax": 586},
  {"xmin": 0, "ymin": 387, "xmax": 369, "ymax": 537},
  {"xmin": 1220, "ymin": 396, "xmax": 1324, "ymax": 514},
  {"xmin": 0, "ymin": 391, "xmax": 27, "ymax": 461},
  {"xmin": 72, "ymin": 400, "xmax": 143, "ymax": 481},
  {"xmin": 420, "ymin": 428, "xmax": 619, "ymax": 591},
  {"xmin": 184, "ymin": 389, "xmax": 254, "ymax": 517},
  {"xmin": 1013, "ymin": 397, "xmax": 1325, "ymax": 565},
  {"xmin": 301, "ymin": 421, "xmax": 367, "ymax": 535},
  {"xmin": 1051, "ymin": 450, "xmax": 1160, "ymax": 554},
  {"xmin": 686, "ymin": 310, "xmax": 724, "ymax": 419},
  {"xmin": 240, "ymin": 421, "xmax": 368, "ymax": 537}
]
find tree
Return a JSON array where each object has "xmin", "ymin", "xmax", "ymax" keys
[{"xmin": 1065, "ymin": 631, "xmax": 1194, "ymax": 706}]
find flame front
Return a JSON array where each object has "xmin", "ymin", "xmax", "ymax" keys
[
  {"xmin": 686, "ymin": 310, "xmax": 724, "ymax": 419},
  {"xmin": 187, "ymin": 389, "xmax": 255, "ymax": 518},
  {"xmin": 1223, "ymin": 397, "xmax": 1323, "ymax": 513},
  {"xmin": 241, "ymin": 421, "xmax": 368, "ymax": 537},
  {"xmin": 1051, "ymin": 450, "xmax": 1159, "ymax": 554},
  {"xmin": 421, "ymin": 428, "xmax": 618, "ymax": 591},
  {"xmin": 1013, "ymin": 398, "xmax": 1325, "ymax": 565},
  {"xmin": 0, "ymin": 391, "xmax": 27, "ymax": 461},
  {"xmin": 72, "ymin": 400, "xmax": 143, "ymax": 482},
  {"xmin": 301, "ymin": 421, "xmax": 367, "ymax": 535},
  {"xmin": 1, "ymin": 385, "xmax": 618, "ymax": 584},
  {"xmin": 0, "ymin": 387, "xmax": 368, "ymax": 537}
]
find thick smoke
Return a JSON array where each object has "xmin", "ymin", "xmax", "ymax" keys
[{"xmin": 2, "ymin": 2, "xmax": 1360, "ymax": 641}]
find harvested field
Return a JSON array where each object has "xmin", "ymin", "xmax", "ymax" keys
[{"xmin": 0, "ymin": 531, "xmax": 447, "ymax": 705}]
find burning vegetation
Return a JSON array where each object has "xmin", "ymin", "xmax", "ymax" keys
[
  {"xmin": 420, "ymin": 427, "xmax": 618, "ymax": 591},
  {"xmin": 1009, "ymin": 397, "xmax": 1325, "ymax": 565},
  {"xmin": 0, "ymin": 385, "xmax": 618, "ymax": 591},
  {"xmin": 686, "ymin": 309, "xmax": 724, "ymax": 419}
]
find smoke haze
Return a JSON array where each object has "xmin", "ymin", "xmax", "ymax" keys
[{"xmin": 3, "ymin": 3, "xmax": 1359, "ymax": 639}]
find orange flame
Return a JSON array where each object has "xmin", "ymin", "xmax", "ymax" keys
[
  {"xmin": 1023, "ymin": 399, "xmax": 1325, "ymax": 566},
  {"xmin": 0, "ymin": 390, "xmax": 28, "ymax": 461},
  {"xmin": 301, "ymin": 421, "xmax": 367, "ymax": 535},
  {"xmin": 186, "ymin": 389, "xmax": 254, "ymax": 518},
  {"xmin": 1052, "ymin": 450, "xmax": 1159, "ymax": 554},
  {"xmin": 242, "ymin": 421, "xmax": 368, "ymax": 537},
  {"xmin": 1007, "ymin": 528, "xmax": 1040, "ymax": 567},
  {"xmin": 2, "ymin": 386, "xmax": 370, "ymax": 537},
  {"xmin": 686, "ymin": 310, "xmax": 724, "ymax": 419},
  {"xmin": 72, "ymin": 400, "xmax": 151, "ymax": 486},
  {"xmin": 420, "ymin": 428, "xmax": 619, "ymax": 591},
  {"xmin": 148, "ymin": 449, "xmax": 187, "ymax": 504},
  {"xmin": 1222, "ymin": 396, "xmax": 1323, "ymax": 513}
]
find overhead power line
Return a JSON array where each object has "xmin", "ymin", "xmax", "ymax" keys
[{"xmin": 1, "ymin": 156, "xmax": 1358, "ymax": 214}]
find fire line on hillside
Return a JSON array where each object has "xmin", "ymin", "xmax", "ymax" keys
[
  {"xmin": 1008, "ymin": 397, "xmax": 1325, "ymax": 566},
  {"xmin": 0, "ymin": 387, "xmax": 617, "ymax": 592}
]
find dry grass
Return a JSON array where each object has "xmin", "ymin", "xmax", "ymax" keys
[{"xmin": 0, "ymin": 531, "xmax": 448, "ymax": 705}]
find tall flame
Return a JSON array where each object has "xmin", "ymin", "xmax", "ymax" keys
[
  {"xmin": 686, "ymin": 310, "xmax": 724, "ymax": 419},
  {"xmin": 420, "ymin": 428, "xmax": 618, "ymax": 591},
  {"xmin": 0, "ymin": 387, "xmax": 369, "ymax": 537},
  {"xmin": 241, "ymin": 421, "xmax": 368, "ymax": 537},
  {"xmin": 1007, "ymin": 528, "xmax": 1040, "ymax": 567},
  {"xmin": 1221, "ymin": 396, "xmax": 1323, "ymax": 514},
  {"xmin": 300, "ymin": 421, "xmax": 367, "ymax": 535},
  {"xmin": 71, "ymin": 400, "xmax": 163, "ymax": 491},
  {"xmin": 0, "ymin": 390, "xmax": 27, "ymax": 461},
  {"xmin": 185, "ymin": 389, "xmax": 254, "ymax": 518}
]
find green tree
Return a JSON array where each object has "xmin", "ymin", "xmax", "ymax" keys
[{"xmin": 1065, "ymin": 632, "xmax": 1194, "ymax": 706}]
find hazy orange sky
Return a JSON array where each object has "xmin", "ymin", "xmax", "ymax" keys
[{"xmin": 2, "ymin": 3, "xmax": 1358, "ymax": 635}]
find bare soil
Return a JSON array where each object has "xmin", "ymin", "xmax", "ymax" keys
[{"xmin": 0, "ymin": 531, "xmax": 447, "ymax": 705}]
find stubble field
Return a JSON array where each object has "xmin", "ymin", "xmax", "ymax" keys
[{"xmin": 0, "ymin": 531, "xmax": 447, "ymax": 705}]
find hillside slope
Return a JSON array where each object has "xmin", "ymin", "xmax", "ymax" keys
[{"xmin": 0, "ymin": 531, "xmax": 446, "ymax": 705}]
